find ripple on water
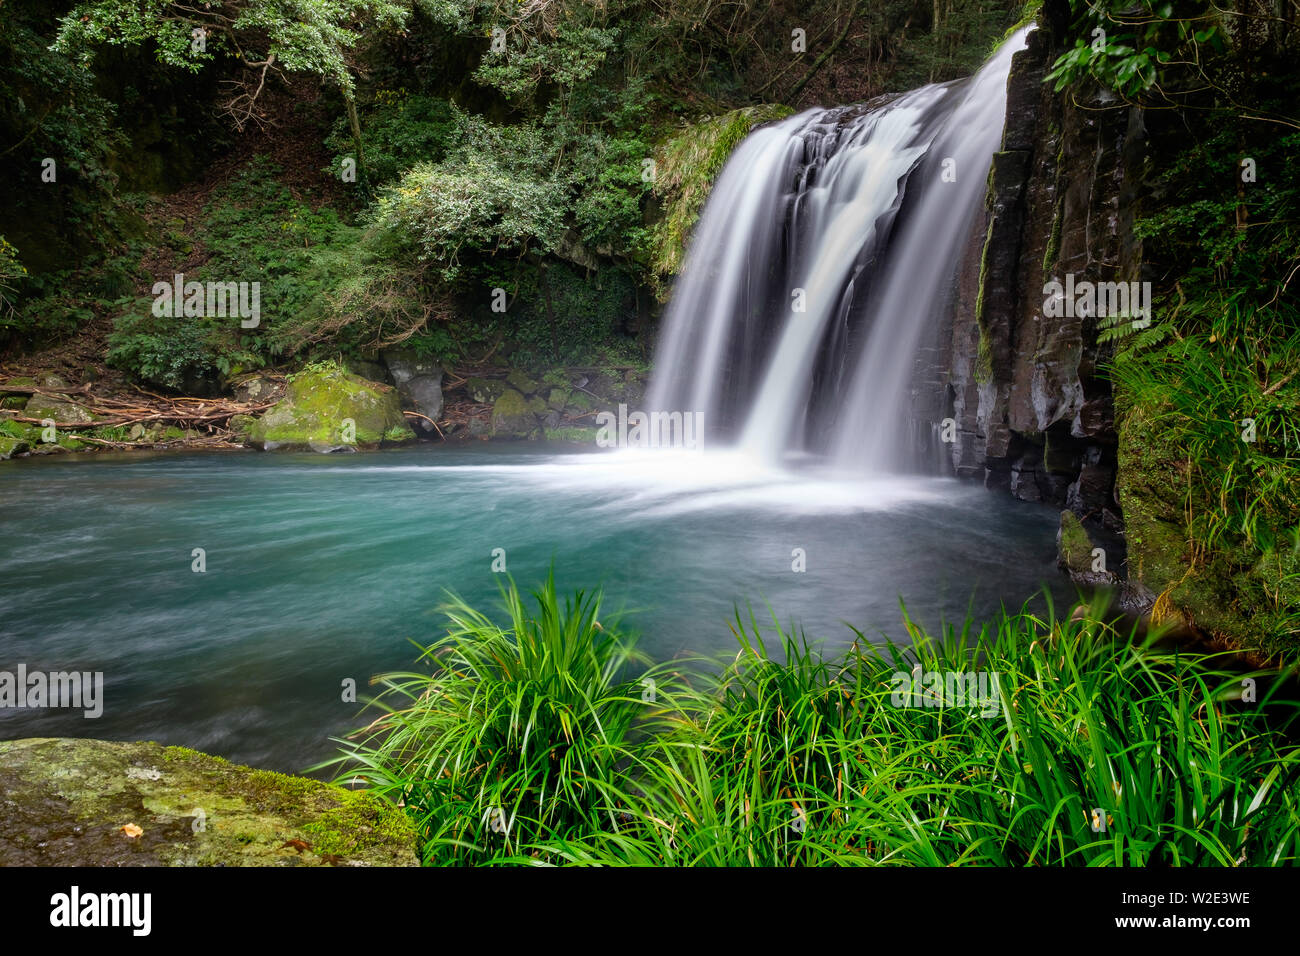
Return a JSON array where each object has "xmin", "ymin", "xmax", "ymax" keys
[{"xmin": 0, "ymin": 445, "xmax": 1067, "ymax": 770}]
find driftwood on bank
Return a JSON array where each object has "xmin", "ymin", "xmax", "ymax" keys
[
  {"xmin": 0, "ymin": 378, "xmax": 276, "ymax": 442},
  {"xmin": 4, "ymin": 401, "xmax": 275, "ymax": 430}
]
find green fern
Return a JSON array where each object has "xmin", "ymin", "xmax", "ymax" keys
[{"xmin": 1097, "ymin": 309, "xmax": 1172, "ymax": 352}]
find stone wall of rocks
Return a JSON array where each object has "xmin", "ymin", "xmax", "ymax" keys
[{"xmin": 941, "ymin": 1, "xmax": 1146, "ymax": 554}]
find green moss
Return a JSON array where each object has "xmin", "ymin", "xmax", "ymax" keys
[
  {"xmin": 0, "ymin": 739, "xmax": 417, "ymax": 866},
  {"xmin": 163, "ymin": 745, "xmax": 227, "ymax": 766},
  {"xmin": 301, "ymin": 793, "xmax": 418, "ymax": 856},
  {"xmin": 492, "ymin": 388, "xmax": 538, "ymax": 438},
  {"xmin": 1114, "ymin": 395, "xmax": 1299, "ymax": 658},
  {"xmin": 1042, "ymin": 193, "xmax": 1064, "ymax": 282},
  {"xmin": 974, "ymin": 217, "xmax": 996, "ymax": 385},
  {"xmin": 248, "ymin": 366, "xmax": 415, "ymax": 450},
  {"xmin": 544, "ymin": 426, "xmax": 598, "ymax": 443},
  {"xmin": 1057, "ymin": 511, "xmax": 1095, "ymax": 573},
  {"xmin": 0, "ymin": 434, "xmax": 29, "ymax": 460},
  {"xmin": 506, "ymin": 369, "xmax": 539, "ymax": 395},
  {"xmin": 24, "ymin": 395, "xmax": 94, "ymax": 425},
  {"xmin": 649, "ymin": 104, "xmax": 795, "ymax": 284}
]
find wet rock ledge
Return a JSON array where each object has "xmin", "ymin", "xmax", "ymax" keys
[{"xmin": 0, "ymin": 738, "xmax": 417, "ymax": 866}]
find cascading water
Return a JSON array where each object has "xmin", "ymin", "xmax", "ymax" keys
[{"xmin": 647, "ymin": 27, "xmax": 1030, "ymax": 472}]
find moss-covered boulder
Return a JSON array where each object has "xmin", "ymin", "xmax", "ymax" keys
[
  {"xmin": 246, "ymin": 365, "xmax": 415, "ymax": 452},
  {"xmin": 0, "ymin": 738, "xmax": 418, "ymax": 866},
  {"xmin": 467, "ymin": 378, "xmax": 506, "ymax": 404},
  {"xmin": 505, "ymin": 369, "xmax": 539, "ymax": 395},
  {"xmin": 1057, "ymin": 507, "xmax": 1157, "ymax": 616},
  {"xmin": 0, "ymin": 434, "xmax": 30, "ymax": 460},
  {"xmin": 24, "ymin": 394, "xmax": 95, "ymax": 425},
  {"xmin": 492, "ymin": 388, "xmax": 539, "ymax": 438},
  {"xmin": 1057, "ymin": 511, "xmax": 1096, "ymax": 575}
]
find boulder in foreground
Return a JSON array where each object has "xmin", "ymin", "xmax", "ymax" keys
[{"xmin": 0, "ymin": 738, "xmax": 418, "ymax": 866}]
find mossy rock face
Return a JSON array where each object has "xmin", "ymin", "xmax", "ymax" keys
[
  {"xmin": 246, "ymin": 367, "xmax": 415, "ymax": 452},
  {"xmin": 466, "ymin": 378, "xmax": 506, "ymax": 405},
  {"xmin": 648, "ymin": 103, "xmax": 795, "ymax": 284},
  {"xmin": 24, "ymin": 395, "xmax": 95, "ymax": 425},
  {"xmin": 0, "ymin": 435, "xmax": 30, "ymax": 460},
  {"xmin": 1057, "ymin": 511, "xmax": 1096, "ymax": 574},
  {"xmin": 0, "ymin": 738, "xmax": 418, "ymax": 866},
  {"xmin": 1115, "ymin": 400, "xmax": 1284, "ymax": 650},
  {"xmin": 505, "ymin": 369, "xmax": 539, "ymax": 395},
  {"xmin": 492, "ymin": 388, "xmax": 539, "ymax": 438}
]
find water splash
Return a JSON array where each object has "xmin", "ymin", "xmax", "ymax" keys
[{"xmin": 647, "ymin": 27, "xmax": 1031, "ymax": 473}]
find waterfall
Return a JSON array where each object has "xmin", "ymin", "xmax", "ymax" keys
[{"xmin": 647, "ymin": 27, "xmax": 1030, "ymax": 472}]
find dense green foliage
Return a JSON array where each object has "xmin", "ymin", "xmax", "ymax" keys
[
  {"xmin": 1, "ymin": 0, "xmax": 1024, "ymax": 370},
  {"xmin": 106, "ymin": 161, "xmax": 359, "ymax": 388},
  {"xmin": 328, "ymin": 580, "xmax": 1300, "ymax": 866},
  {"xmin": 53, "ymin": 0, "xmax": 410, "ymax": 101},
  {"xmin": 0, "ymin": 0, "xmax": 128, "ymax": 314},
  {"xmin": 1046, "ymin": 0, "xmax": 1300, "ymax": 650}
]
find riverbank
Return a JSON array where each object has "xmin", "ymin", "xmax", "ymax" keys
[{"xmin": 0, "ymin": 356, "xmax": 651, "ymax": 459}]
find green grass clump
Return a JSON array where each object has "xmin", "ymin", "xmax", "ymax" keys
[
  {"xmin": 321, "ymin": 573, "xmax": 685, "ymax": 864},
  {"xmin": 328, "ymin": 582, "xmax": 1300, "ymax": 867}
]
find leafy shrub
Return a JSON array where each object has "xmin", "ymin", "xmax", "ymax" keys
[
  {"xmin": 1045, "ymin": 1, "xmax": 1225, "ymax": 97},
  {"xmin": 325, "ymin": 90, "xmax": 456, "ymax": 188},
  {"xmin": 370, "ymin": 111, "xmax": 566, "ymax": 283},
  {"xmin": 106, "ymin": 308, "xmax": 223, "ymax": 391}
]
